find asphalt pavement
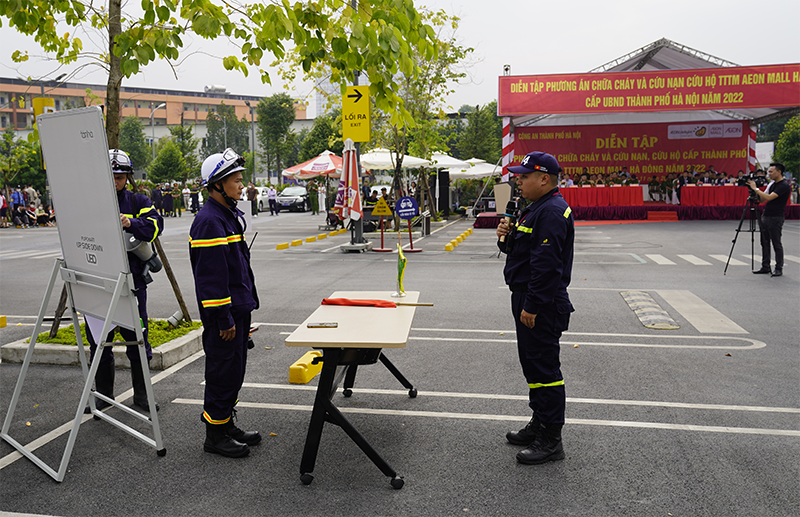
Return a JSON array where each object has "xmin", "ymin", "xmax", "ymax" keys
[{"xmin": 1, "ymin": 208, "xmax": 798, "ymax": 517}]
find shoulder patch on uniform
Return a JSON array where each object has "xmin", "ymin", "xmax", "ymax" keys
[{"xmin": 563, "ymin": 207, "xmax": 572, "ymax": 218}]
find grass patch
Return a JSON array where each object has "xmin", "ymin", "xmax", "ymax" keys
[{"xmin": 31, "ymin": 319, "xmax": 202, "ymax": 347}]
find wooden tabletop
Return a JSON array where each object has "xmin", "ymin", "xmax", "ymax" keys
[{"xmin": 284, "ymin": 291, "xmax": 420, "ymax": 349}]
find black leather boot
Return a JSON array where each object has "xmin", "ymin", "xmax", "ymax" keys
[
  {"xmin": 203, "ymin": 418, "xmax": 250, "ymax": 458},
  {"xmin": 84, "ymin": 359, "xmax": 115, "ymax": 414},
  {"xmin": 130, "ymin": 358, "xmax": 159, "ymax": 412},
  {"xmin": 516, "ymin": 423, "xmax": 565, "ymax": 465},
  {"xmin": 506, "ymin": 414, "xmax": 542, "ymax": 446},
  {"xmin": 225, "ymin": 409, "xmax": 261, "ymax": 446}
]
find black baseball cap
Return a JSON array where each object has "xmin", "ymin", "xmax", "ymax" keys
[{"xmin": 508, "ymin": 151, "xmax": 561, "ymax": 176}]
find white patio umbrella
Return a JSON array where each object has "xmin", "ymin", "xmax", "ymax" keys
[
  {"xmin": 360, "ymin": 148, "xmax": 430, "ymax": 170},
  {"xmin": 448, "ymin": 162, "xmax": 500, "ymax": 179},
  {"xmin": 430, "ymin": 151, "xmax": 469, "ymax": 169}
]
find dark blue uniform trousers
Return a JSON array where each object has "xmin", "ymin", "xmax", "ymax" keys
[
  {"xmin": 202, "ymin": 311, "xmax": 250, "ymax": 424},
  {"xmin": 86, "ymin": 288, "xmax": 152, "ymax": 365},
  {"xmin": 511, "ymin": 291, "xmax": 567, "ymax": 425}
]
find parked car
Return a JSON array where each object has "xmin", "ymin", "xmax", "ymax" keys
[
  {"xmin": 276, "ymin": 186, "xmax": 309, "ymax": 212},
  {"xmin": 256, "ymin": 187, "xmax": 271, "ymax": 212}
]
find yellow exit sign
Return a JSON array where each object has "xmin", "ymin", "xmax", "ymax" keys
[{"xmin": 343, "ymin": 85, "xmax": 370, "ymax": 142}]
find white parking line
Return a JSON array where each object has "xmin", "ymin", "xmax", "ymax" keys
[
  {"xmin": 656, "ymin": 290, "xmax": 748, "ymax": 334},
  {"xmin": 171, "ymin": 398, "xmax": 800, "ymax": 437},
  {"xmin": 678, "ymin": 254, "xmax": 711, "ymax": 265},
  {"xmin": 645, "ymin": 254, "xmax": 676, "ymax": 265}
]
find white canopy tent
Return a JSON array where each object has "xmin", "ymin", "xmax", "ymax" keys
[
  {"xmin": 360, "ymin": 148, "xmax": 430, "ymax": 170},
  {"xmin": 448, "ymin": 162, "xmax": 500, "ymax": 179},
  {"xmin": 430, "ymin": 152, "xmax": 469, "ymax": 169}
]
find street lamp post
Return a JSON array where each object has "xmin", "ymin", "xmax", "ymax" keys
[
  {"xmin": 244, "ymin": 100, "xmax": 256, "ymax": 181},
  {"xmin": 150, "ymin": 102, "xmax": 166, "ymax": 160}
]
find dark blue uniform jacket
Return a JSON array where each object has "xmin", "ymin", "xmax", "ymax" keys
[
  {"xmin": 498, "ymin": 188, "xmax": 575, "ymax": 316},
  {"xmin": 189, "ymin": 197, "xmax": 259, "ymax": 330},
  {"xmin": 118, "ymin": 188, "xmax": 162, "ymax": 290}
]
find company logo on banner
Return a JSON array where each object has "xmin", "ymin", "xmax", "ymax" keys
[
  {"xmin": 513, "ymin": 121, "xmax": 749, "ymax": 181},
  {"xmin": 668, "ymin": 123, "xmax": 743, "ymax": 140}
]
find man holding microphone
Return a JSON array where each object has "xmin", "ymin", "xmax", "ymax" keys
[{"xmin": 496, "ymin": 151, "xmax": 575, "ymax": 465}]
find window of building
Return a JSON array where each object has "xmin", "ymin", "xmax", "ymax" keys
[
  {"xmin": 0, "ymin": 94, "xmax": 6, "ymax": 106},
  {"xmin": 54, "ymin": 99, "xmax": 61, "ymax": 110},
  {"xmin": 1, "ymin": 116, "xmax": 7, "ymax": 128}
]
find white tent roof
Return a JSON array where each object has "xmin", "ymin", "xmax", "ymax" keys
[
  {"xmin": 448, "ymin": 162, "xmax": 500, "ymax": 179},
  {"xmin": 430, "ymin": 152, "xmax": 470, "ymax": 169},
  {"xmin": 511, "ymin": 38, "xmax": 798, "ymax": 129},
  {"xmin": 360, "ymin": 148, "xmax": 430, "ymax": 169}
]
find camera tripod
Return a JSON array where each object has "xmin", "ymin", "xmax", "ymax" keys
[{"xmin": 724, "ymin": 193, "xmax": 760, "ymax": 275}]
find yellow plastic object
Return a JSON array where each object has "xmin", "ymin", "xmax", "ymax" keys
[
  {"xmin": 317, "ymin": 233, "xmax": 328, "ymax": 240},
  {"xmin": 276, "ymin": 242, "xmax": 290, "ymax": 250},
  {"xmin": 456, "ymin": 236, "xmax": 463, "ymax": 243},
  {"xmin": 450, "ymin": 239, "xmax": 458, "ymax": 247},
  {"xmin": 289, "ymin": 351, "xmax": 323, "ymax": 384},
  {"xmin": 329, "ymin": 231, "xmax": 338, "ymax": 237},
  {"xmin": 291, "ymin": 239, "xmax": 303, "ymax": 246},
  {"xmin": 0, "ymin": 315, "xmax": 6, "ymax": 328},
  {"xmin": 444, "ymin": 244, "xmax": 454, "ymax": 252},
  {"xmin": 338, "ymin": 228, "xmax": 347, "ymax": 235},
  {"xmin": 305, "ymin": 236, "xmax": 316, "ymax": 243}
]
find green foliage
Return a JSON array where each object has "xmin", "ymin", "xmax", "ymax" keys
[
  {"xmin": 0, "ymin": 128, "xmax": 43, "ymax": 196},
  {"xmin": 757, "ymin": 116, "xmax": 792, "ymax": 143},
  {"xmin": 33, "ymin": 319, "xmax": 202, "ymax": 347},
  {"xmin": 148, "ymin": 140, "xmax": 186, "ymax": 184},
  {"xmin": 256, "ymin": 93, "xmax": 296, "ymax": 175},
  {"xmin": 169, "ymin": 122, "xmax": 201, "ymax": 183},
  {"xmin": 201, "ymin": 103, "xmax": 250, "ymax": 158},
  {"xmin": 773, "ymin": 115, "xmax": 799, "ymax": 175},
  {"xmin": 119, "ymin": 116, "xmax": 151, "ymax": 170},
  {"xmin": 457, "ymin": 102, "xmax": 502, "ymax": 164},
  {"xmin": 299, "ymin": 114, "xmax": 342, "ymax": 162}
]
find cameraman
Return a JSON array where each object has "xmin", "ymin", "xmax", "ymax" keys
[{"xmin": 749, "ymin": 162, "xmax": 790, "ymax": 277}]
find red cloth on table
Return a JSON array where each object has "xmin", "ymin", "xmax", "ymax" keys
[
  {"xmin": 321, "ymin": 298, "xmax": 397, "ymax": 308},
  {"xmin": 680, "ymin": 186, "xmax": 750, "ymax": 206},
  {"xmin": 561, "ymin": 186, "xmax": 642, "ymax": 207}
]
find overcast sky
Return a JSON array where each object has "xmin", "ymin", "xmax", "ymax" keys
[{"xmin": 2, "ymin": 0, "xmax": 798, "ymax": 117}]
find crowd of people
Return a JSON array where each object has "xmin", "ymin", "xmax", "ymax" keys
[{"xmin": 0, "ymin": 184, "xmax": 56, "ymax": 228}]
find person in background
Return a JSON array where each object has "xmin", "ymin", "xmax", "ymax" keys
[
  {"xmin": 35, "ymin": 204, "xmax": 49, "ymax": 226},
  {"xmin": 171, "ymin": 183, "xmax": 182, "ymax": 217},
  {"xmin": 750, "ymin": 162, "xmax": 790, "ymax": 277},
  {"xmin": 190, "ymin": 182, "xmax": 201, "ymax": 213},
  {"xmin": 307, "ymin": 179, "xmax": 320, "ymax": 215},
  {"xmin": 0, "ymin": 191, "xmax": 8, "ymax": 228},
  {"xmin": 246, "ymin": 182, "xmax": 258, "ymax": 218},
  {"xmin": 267, "ymin": 184, "xmax": 278, "ymax": 216},
  {"xmin": 183, "ymin": 184, "xmax": 191, "ymax": 214},
  {"xmin": 151, "ymin": 184, "xmax": 163, "ymax": 216}
]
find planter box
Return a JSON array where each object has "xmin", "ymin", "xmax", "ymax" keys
[{"xmin": 0, "ymin": 328, "xmax": 203, "ymax": 371}]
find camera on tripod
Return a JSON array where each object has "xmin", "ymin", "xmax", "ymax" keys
[{"xmin": 736, "ymin": 173, "xmax": 767, "ymax": 189}]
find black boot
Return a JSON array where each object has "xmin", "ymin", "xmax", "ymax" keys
[
  {"xmin": 506, "ymin": 414, "xmax": 542, "ymax": 446},
  {"xmin": 516, "ymin": 423, "xmax": 565, "ymax": 465},
  {"xmin": 130, "ymin": 358, "xmax": 160, "ymax": 412},
  {"xmin": 203, "ymin": 418, "xmax": 249, "ymax": 458},
  {"xmin": 84, "ymin": 359, "xmax": 115, "ymax": 414},
  {"xmin": 225, "ymin": 408, "xmax": 262, "ymax": 446}
]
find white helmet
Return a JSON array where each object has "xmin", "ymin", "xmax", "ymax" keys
[
  {"xmin": 201, "ymin": 148, "xmax": 245, "ymax": 186},
  {"xmin": 109, "ymin": 149, "xmax": 134, "ymax": 173}
]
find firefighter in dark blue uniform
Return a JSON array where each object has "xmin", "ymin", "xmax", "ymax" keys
[
  {"xmin": 497, "ymin": 151, "xmax": 575, "ymax": 465},
  {"xmin": 190, "ymin": 148, "xmax": 260, "ymax": 458},
  {"xmin": 84, "ymin": 149, "xmax": 163, "ymax": 413}
]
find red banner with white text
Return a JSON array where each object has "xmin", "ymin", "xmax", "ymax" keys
[
  {"xmin": 499, "ymin": 63, "xmax": 800, "ymax": 116},
  {"xmin": 513, "ymin": 121, "xmax": 749, "ymax": 182}
]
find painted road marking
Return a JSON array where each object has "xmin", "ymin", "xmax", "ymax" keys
[
  {"xmin": 645, "ymin": 254, "xmax": 676, "ymax": 265},
  {"xmin": 656, "ymin": 290, "xmax": 747, "ymax": 334},
  {"xmin": 620, "ymin": 291, "xmax": 680, "ymax": 329},
  {"xmin": 171, "ymin": 398, "xmax": 800, "ymax": 437},
  {"xmin": 709, "ymin": 254, "xmax": 746, "ymax": 266},
  {"xmin": 678, "ymin": 254, "xmax": 711, "ymax": 265}
]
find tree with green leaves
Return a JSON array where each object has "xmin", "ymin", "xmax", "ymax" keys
[
  {"xmin": 118, "ymin": 116, "xmax": 151, "ymax": 170},
  {"xmin": 201, "ymin": 103, "xmax": 249, "ymax": 159},
  {"xmin": 169, "ymin": 120, "xmax": 200, "ymax": 184},
  {"xmin": 1, "ymin": 0, "xmax": 438, "ymax": 149},
  {"xmin": 148, "ymin": 140, "xmax": 185, "ymax": 184},
  {"xmin": 256, "ymin": 93, "xmax": 295, "ymax": 181},
  {"xmin": 773, "ymin": 115, "xmax": 799, "ymax": 175},
  {"xmin": 299, "ymin": 114, "xmax": 342, "ymax": 162},
  {"xmin": 0, "ymin": 128, "xmax": 41, "ymax": 197},
  {"xmin": 457, "ymin": 101, "xmax": 502, "ymax": 165}
]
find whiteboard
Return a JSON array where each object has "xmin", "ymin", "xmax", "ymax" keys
[{"xmin": 37, "ymin": 107, "xmax": 137, "ymax": 330}]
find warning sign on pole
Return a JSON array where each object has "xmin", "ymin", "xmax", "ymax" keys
[{"xmin": 371, "ymin": 197, "xmax": 393, "ymax": 216}]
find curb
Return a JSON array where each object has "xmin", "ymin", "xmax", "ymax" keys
[{"xmin": 0, "ymin": 328, "xmax": 204, "ymax": 371}]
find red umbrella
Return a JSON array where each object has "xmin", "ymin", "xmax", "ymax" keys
[
  {"xmin": 282, "ymin": 150, "xmax": 342, "ymax": 179},
  {"xmin": 334, "ymin": 139, "xmax": 362, "ymax": 221}
]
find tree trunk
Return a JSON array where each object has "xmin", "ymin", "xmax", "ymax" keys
[{"xmin": 106, "ymin": 0, "xmax": 123, "ymax": 149}]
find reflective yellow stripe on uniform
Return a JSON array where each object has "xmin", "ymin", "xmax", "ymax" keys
[
  {"xmin": 226, "ymin": 234, "xmax": 244, "ymax": 244},
  {"xmin": 201, "ymin": 296, "xmax": 232, "ymax": 308},
  {"xmin": 189, "ymin": 234, "xmax": 244, "ymax": 248},
  {"xmin": 202, "ymin": 411, "xmax": 230, "ymax": 425},
  {"xmin": 121, "ymin": 213, "xmax": 134, "ymax": 218},
  {"xmin": 528, "ymin": 380, "xmax": 565, "ymax": 389},
  {"xmin": 563, "ymin": 207, "xmax": 572, "ymax": 218},
  {"xmin": 138, "ymin": 206, "xmax": 157, "ymax": 217},
  {"xmin": 147, "ymin": 217, "xmax": 160, "ymax": 241},
  {"xmin": 517, "ymin": 225, "xmax": 533, "ymax": 234}
]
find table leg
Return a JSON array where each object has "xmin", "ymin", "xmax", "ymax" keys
[
  {"xmin": 379, "ymin": 353, "xmax": 417, "ymax": 398},
  {"xmin": 342, "ymin": 364, "xmax": 358, "ymax": 397},
  {"xmin": 299, "ymin": 348, "xmax": 341, "ymax": 483}
]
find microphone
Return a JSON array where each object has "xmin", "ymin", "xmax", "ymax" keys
[{"xmin": 499, "ymin": 200, "xmax": 518, "ymax": 243}]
